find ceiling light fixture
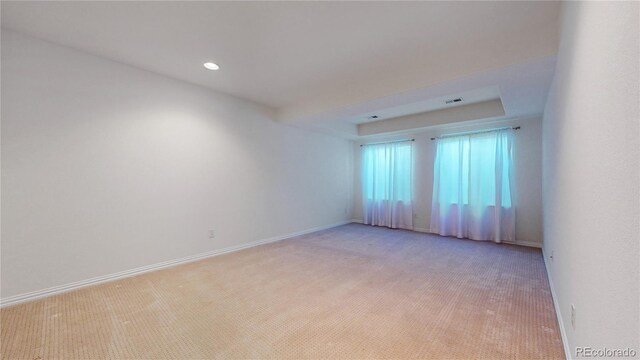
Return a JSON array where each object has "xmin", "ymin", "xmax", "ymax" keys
[{"xmin": 203, "ymin": 62, "xmax": 220, "ymax": 70}]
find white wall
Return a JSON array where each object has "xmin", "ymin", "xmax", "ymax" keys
[
  {"xmin": 542, "ymin": 1, "xmax": 639, "ymax": 357},
  {"xmin": 353, "ymin": 116, "xmax": 543, "ymax": 246},
  {"xmin": 1, "ymin": 31, "xmax": 353, "ymax": 300}
]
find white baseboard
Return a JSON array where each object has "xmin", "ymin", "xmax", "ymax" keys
[
  {"xmin": 502, "ymin": 240, "xmax": 542, "ymax": 248},
  {"xmin": 0, "ymin": 220, "xmax": 352, "ymax": 308},
  {"xmin": 542, "ymin": 248, "xmax": 572, "ymax": 360}
]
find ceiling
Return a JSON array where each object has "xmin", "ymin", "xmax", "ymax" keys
[
  {"xmin": 345, "ymin": 86, "xmax": 501, "ymax": 125},
  {"xmin": 1, "ymin": 1, "xmax": 560, "ymax": 137},
  {"xmin": 307, "ymin": 55, "xmax": 557, "ymax": 138}
]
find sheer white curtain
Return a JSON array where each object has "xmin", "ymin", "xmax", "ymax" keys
[
  {"xmin": 362, "ymin": 141, "xmax": 413, "ymax": 229},
  {"xmin": 430, "ymin": 129, "xmax": 515, "ymax": 242}
]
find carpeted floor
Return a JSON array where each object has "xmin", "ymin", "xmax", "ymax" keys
[{"xmin": 1, "ymin": 224, "xmax": 564, "ymax": 359}]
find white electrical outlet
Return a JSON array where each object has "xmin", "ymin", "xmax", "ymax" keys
[
  {"xmin": 570, "ymin": 304, "xmax": 576, "ymax": 329},
  {"xmin": 208, "ymin": 230, "xmax": 215, "ymax": 239}
]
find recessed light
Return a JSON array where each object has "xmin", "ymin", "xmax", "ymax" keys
[{"xmin": 203, "ymin": 62, "xmax": 220, "ymax": 70}]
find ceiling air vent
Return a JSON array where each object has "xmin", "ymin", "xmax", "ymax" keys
[{"xmin": 445, "ymin": 97, "xmax": 464, "ymax": 104}]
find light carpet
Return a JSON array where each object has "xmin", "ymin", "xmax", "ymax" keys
[{"xmin": 1, "ymin": 223, "xmax": 564, "ymax": 359}]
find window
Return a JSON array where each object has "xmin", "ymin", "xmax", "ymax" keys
[
  {"xmin": 430, "ymin": 129, "xmax": 515, "ymax": 241},
  {"xmin": 361, "ymin": 141, "xmax": 413, "ymax": 229},
  {"xmin": 362, "ymin": 142, "xmax": 412, "ymax": 202},
  {"xmin": 435, "ymin": 134, "xmax": 512, "ymax": 207}
]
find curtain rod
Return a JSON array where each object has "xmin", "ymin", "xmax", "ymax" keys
[
  {"xmin": 360, "ymin": 139, "xmax": 415, "ymax": 147},
  {"xmin": 430, "ymin": 126, "xmax": 520, "ymax": 141}
]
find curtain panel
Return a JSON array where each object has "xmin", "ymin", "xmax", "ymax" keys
[
  {"xmin": 430, "ymin": 129, "xmax": 515, "ymax": 242},
  {"xmin": 362, "ymin": 141, "xmax": 413, "ymax": 230}
]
